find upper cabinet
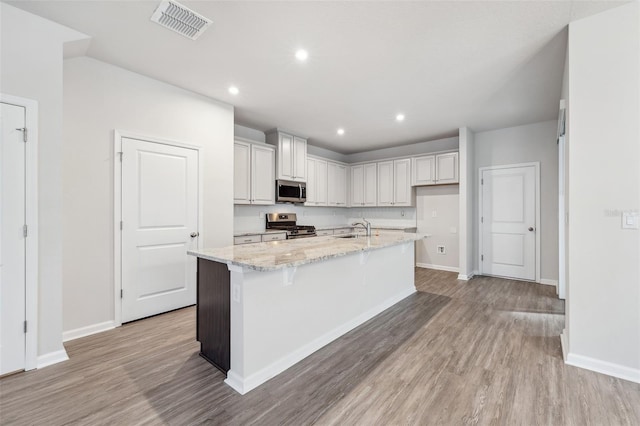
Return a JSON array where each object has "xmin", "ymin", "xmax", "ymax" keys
[
  {"xmin": 266, "ymin": 130, "xmax": 307, "ymax": 182},
  {"xmin": 306, "ymin": 157, "xmax": 328, "ymax": 206},
  {"xmin": 234, "ymin": 140, "xmax": 275, "ymax": 205},
  {"xmin": 377, "ymin": 159, "xmax": 413, "ymax": 207},
  {"xmin": 350, "ymin": 163, "xmax": 377, "ymax": 207},
  {"xmin": 411, "ymin": 152, "xmax": 459, "ymax": 186},
  {"xmin": 327, "ymin": 161, "xmax": 347, "ymax": 206}
]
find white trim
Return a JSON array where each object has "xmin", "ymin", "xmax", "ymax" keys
[
  {"xmin": 1, "ymin": 94, "xmax": 39, "ymax": 371},
  {"xmin": 457, "ymin": 272, "xmax": 475, "ymax": 281},
  {"xmin": 478, "ymin": 162, "xmax": 541, "ymax": 283},
  {"xmin": 62, "ymin": 320, "xmax": 116, "ymax": 342},
  {"xmin": 113, "ymin": 130, "xmax": 203, "ymax": 326},
  {"xmin": 416, "ymin": 262, "xmax": 459, "ymax": 273},
  {"xmin": 560, "ymin": 329, "xmax": 568, "ymax": 361},
  {"xmin": 225, "ymin": 287, "xmax": 416, "ymax": 395},
  {"xmin": 36, "ymin": 350, "xmax": 69, "ymax": 369},
  {"xmin": 540, "ymin": 278, "xmax": 558, "ymax": 287},
  {"xmin": 565, "ymin": 352, "xmax": 640, "ymax": 384}
]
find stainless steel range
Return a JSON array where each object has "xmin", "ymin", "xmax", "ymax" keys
[{"xmin": 265, "ymin": 213, "xmax": 316, "ymax": 239}]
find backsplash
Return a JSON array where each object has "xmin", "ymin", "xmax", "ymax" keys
[{"xmin": 234, "ymin": 204, "xmax": 416, "ymax": 233}]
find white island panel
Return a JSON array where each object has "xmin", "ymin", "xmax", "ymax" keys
[{"xmin": 225, "ymin": 241, "xmax": 415, "ymax": 394}]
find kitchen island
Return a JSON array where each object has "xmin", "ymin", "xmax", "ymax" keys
[{"xmin": 188, "ymin": 232, "xmax": 425, "ymax": 394}]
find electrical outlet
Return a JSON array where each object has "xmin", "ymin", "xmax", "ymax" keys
[
  {"xmin": 432, "ymin": 210, "xmax": 437, "ymax": 218},
  {"xmin": 232, "ymin": 284, "xmax": 241, "ymax": 302},
  {"xmin": 437, "ymin": 245, "xmax": 446, "ymax": 254},
  {"xmin": 401, "ymin": 210, "xmax": 405, "ymax": 217}
]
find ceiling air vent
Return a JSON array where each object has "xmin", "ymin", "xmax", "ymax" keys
[{"xmin": 150, "ymin": 0, "xmax": 212, "ymax": 40}]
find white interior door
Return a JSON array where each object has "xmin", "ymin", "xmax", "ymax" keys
[
  {"xmin": 121, "ymin": 137, "xmax": 199, "ymax": 323},
  {"xmin": 481, "ymin": 165, "xmax": 537, "ymax": 281},
  {"xmin": 0, "ymin": 102, "xmax": 26, "ymax": 375}
]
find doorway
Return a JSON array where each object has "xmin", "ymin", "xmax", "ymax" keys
[
  {"xmin": 479, "ymin": 163, "xmax": 540, "ymax": 281},
  {"xmin": 1, "ymin": 95, "xmax": 38, "ymax": 374},
  {"xmin": 115, "ymin": 132, "xmax": 201, "ymax": 324}
]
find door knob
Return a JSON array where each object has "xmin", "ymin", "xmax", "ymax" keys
[
  {"xmin": 528, "ymin": 227, "xmax": 535, "ymax": 232},
  {"xmin": 190, "ymin": 232, "xmax": 200, "ymax": 238}
]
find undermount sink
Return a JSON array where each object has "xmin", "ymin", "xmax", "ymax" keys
[{"xmin": 336, "ymin": 234, "xmax": 362, "ymax": 239}]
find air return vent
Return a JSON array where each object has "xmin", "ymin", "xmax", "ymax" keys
[{"xmin": 150, "ymin": 0, "xmax": 212, "ymax": 40}]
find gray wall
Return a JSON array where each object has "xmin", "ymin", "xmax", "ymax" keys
[{"xmin": 473, "ymin": 120, "xmax": 559, "ymax": 281}]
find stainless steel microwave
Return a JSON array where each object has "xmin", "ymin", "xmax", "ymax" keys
[{"xmin": 276, "ymin": 179, "xmax": 306, "ymax": 203}]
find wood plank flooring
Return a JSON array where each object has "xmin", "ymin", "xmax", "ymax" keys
[{"xmin": 1, "ymin": 270, "xmax": 639, "ymax": 425}]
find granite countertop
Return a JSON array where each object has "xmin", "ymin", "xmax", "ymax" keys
[
  {"xmin": 189, "ymin": 232, "xmax": 426, "ymax": 272},
  {"xmin": 234, "ymin": 229, "xmax": 286, "ymax": 237},
  {"xmin": 314, "ymin": 224, "xmax": 417, "ymax": 231}
]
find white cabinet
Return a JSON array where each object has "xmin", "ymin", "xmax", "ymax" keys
[
  {"xmin": 234, "ymin": 140, "xmax": 275, "ymax": 205},
  {"xmin": 411, "ymin": 152, "xmax": 458, "ymax": 186},
  {"xmin": 327, "ymin": 161, "xmax": 347, "ymax": 206},
  {"xmin": 306, "ymin": 157, "xmax": 328, "ymax": 206},
  {"xmin": 435, "ymin": 152, "xmax": 459, "ymax": 184},
  {"xmin": 377, "ymin": 159, "xmax": 413, "ymax": 206},
  {"xmin": 350, "ymin": 163, "xmax": 377, "ymax": 206},
  {"xmin": 266, "ymin": 130, "xmax": 307, "ymax": 182}
]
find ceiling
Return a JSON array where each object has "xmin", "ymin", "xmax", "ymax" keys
[{"xmin": 7, "ymin": 0, "xmax": 627, "ymax": 154}]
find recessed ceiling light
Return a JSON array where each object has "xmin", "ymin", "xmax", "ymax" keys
[
  {"xmin": 295, "ymin": 49, "xmax": 309, "ymax": 61},
  {"xmin": 396, "ymin": 114, "xmax": 405, "ymax": 122},
  {"xmin": 228, "ymin": 86, "xmax": 239, "ymax": 95},
  {"xmin": 337, "ymin": 128, "xmax": 345, "ymax": 135}
]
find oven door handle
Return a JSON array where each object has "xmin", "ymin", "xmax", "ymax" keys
[{"xmin": 299, "ymin": 184, "xmax": 302, "ymax": 199}]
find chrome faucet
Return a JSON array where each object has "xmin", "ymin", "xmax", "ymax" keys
[{"xmin": 352, "ymin": 218, "xmax": 371, "ymax": 237}]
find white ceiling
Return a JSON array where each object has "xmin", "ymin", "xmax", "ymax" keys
[{"xmin": 8, "ymin": 0, "xmax": 627, "ymax": 153}]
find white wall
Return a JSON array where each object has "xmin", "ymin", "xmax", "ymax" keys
[
  {"xmin": 63, "ymin": 57, "xmax": 234, "ymax": 333},
  {"xmin": 565, "ymin": 2, "xmax": 639, "ymax": 381},
  {"xmin": 0, "ymin": 4, "xmax": 87, "ymax": 359},
  {"xmin": 474, "ymin": 120, "xmax": 559, "ymax": 282},
  {"xmin": 458, "ymin": 127, "xmax": 475, "ymax": 278},
  {"xmin": 416, "ymin": 186, "xmax": 460, "ymax": 271},
  {"xmin": 235, "ymin": 124, "xmax": 265, "ymax": 143}
]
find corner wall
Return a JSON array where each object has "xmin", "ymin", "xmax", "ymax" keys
[
  {"xmin": 565, "ymin": 2, "xmax": 640, "ymax": 382},
  {"xmin": 62, "ymin": 57, "xmax": 234, "ymax": 334},
  {"xmin": 0, "ymin": 4, "xmax": 88, "ymax": 362}
]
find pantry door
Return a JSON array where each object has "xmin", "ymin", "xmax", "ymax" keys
[
  {"xmin": 121, "ymin": 136, "xmax": 199, "ymax": 323},
  {"xmin": 480, "ymin": 164, "xmax": 539, "ymax": 281}
]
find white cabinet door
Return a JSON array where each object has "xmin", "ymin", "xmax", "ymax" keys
[
  {"xmin": 363, "ymin": 163, "xmax": 377, "ymax": 206},
  {"xmin": 412, "ymin": 155, "xmax": 435, "ymax": 186},
  {"xmin": 351, "ymin": 164, "xmax": 364, "ymax": 206},
  {"xmin": 436, "ymin": 152, "xmax": 459, "ymax": 184},
  {"xmin": 393, "ymin": 158, "xmax": 412, "ymax": 206},
  {"xmin": 328, "ymin": 162, "xmax": 347, "ymax": 206},
  {"xmin": 292, "ymin": 136, "xmax": 307, "ymax": 182},
  {"xmin": 234, "ymin": 141, "xmax": 251, "ymax": 204},
  {"xmin": 251, "ymin": 144, "xmax": 275, "ymax": 204},
  {"xmin": 316, "ymin": 159, "xmax": 328, "ymax": 205},
  {"xmin": 377, "ymin": 161, "xmax": 394, "ymax": 206},
  {"xmin": 277, "ymin": 132, "xmax": 294, "ymax": 180},
  {"xmin": 306, "ymin": 158, "xmax": 317, "ymax": 205}
]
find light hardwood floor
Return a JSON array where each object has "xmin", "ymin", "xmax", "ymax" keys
[{"xmin": 1, "ymin": 270, "xmax": 639, "ymax": 425}]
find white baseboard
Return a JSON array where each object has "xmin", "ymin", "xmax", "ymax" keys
[
  {"xmin": 540, "ymin": 278, "xmax": 558, "ymax": 287},
  {"xmin": 225, "ymin": 287, "xmax": 417, "ymax": 395},
  {"xmin": 416, "ymin": 263, "xmax": 459, "ymax": 273},
  {"xmin": 457, "ymin": 272, "xmax": 475, "ymax": 281},
  {"xmin": 565, "ymin": 352, "xmax": 640, "ymax": 384},
  {"xmin": 37, "ymin": 349, "xmax": 69, "ymax": 369},
  {"xmin": 63, "ymin": 320, "xmax": 116, "ymax": 342}
]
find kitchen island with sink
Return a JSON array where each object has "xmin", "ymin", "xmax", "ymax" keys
[{"xmin": 188, "ymin": 232, "xmax": 425, "ymax": 394}]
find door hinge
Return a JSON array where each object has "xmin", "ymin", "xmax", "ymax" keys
[
  {"xmin": 481, "ymin": 217, "xmax": 484, "ymax": 223},
  {"xmin": 120, "ymin": 221, "xmax": 123, "ymax": 230},
  {"xmin": 24, "ymin": 320, "xmax": 27, "ymax": 333},
  {"xmin": 118, "ymin": 151, "xmax": 123, "ymax": 162},
  {"xmin": 16, "ymin": 127, "xmax": 27, "ymax": 142},
  {"xmin": 481, "ymin": 254, "xmax": 484, "ymax": 261},
  {"xmin": 23, "ymin": 224, "xmax": 28, "ymax": 237},
  {"xmin": 120, "ymin": 289, "xmax": 123, "ymax": 299}
]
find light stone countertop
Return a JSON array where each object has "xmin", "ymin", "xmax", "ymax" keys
[
  {"xmin": 234, "ymin": 230, "xmax": 286, "ymax": 237},
  {"xmin": 189, "ymin": 232, "xmax": 427, "ymax": 272},
  {"xmin": 314, "ymin": 224, "xmax": 416, "ymax": 231}
]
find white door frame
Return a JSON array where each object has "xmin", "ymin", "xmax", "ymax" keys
[
  {"xmin": 478, "ymin": 162, "xmax": 541, "ymax": 283},
  {"xmin": 1, "ymin": 94, "xmax": 39, "ymax": 370},
  {"xmin": 113, "ymin": 130, "xmax": 203, "ymax": 326}
]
